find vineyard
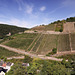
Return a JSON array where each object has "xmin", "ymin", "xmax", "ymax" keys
[
  {"xmin": 2, "ymin": 32, "xmax": 75, "ymax": 55},
  {"xmin": 57, "ymin": 34, "xmax": 70, "ymax": 52},
  {"xmin": 71, "ymin": 33, "xmax": 75, "ymax": 50},
  {"xmin": 0, "ymin": 47, "xmax": 21, "ymax": 57},
  {"xmin": 4, "ymin": 33, "xmax": 38, "ymax": 51},
  {"xmin": 36, "ymin": 34, "xmax": 58, "ymax": 55}
]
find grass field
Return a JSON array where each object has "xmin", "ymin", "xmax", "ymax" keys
[
  {"xmin": 0, "ymin": 47, "xmax": 21, "ymax": 57},
  {"xmin": 57, "ymin": 34, "xmax": 70, "ymax": 52},
  {"xmin": 3, "ymin": 33, "xmax": 38, "ymax": 51},
  {"xmin": 71, "ymin": 33, "xmax": 75, "ymax": 50}
]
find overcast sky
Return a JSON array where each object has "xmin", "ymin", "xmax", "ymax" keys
[{"xmin": 0, "ymin": 0, "xmax": 75, "ymax": 28}]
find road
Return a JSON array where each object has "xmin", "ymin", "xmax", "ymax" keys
[{"xmin": 0, "ymin": 44, "xmax": 63, "ymax": 61}]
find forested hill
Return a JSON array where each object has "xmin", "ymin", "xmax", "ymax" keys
[
  {"xmin": 0, "ymin": 24, "xmax": 28, "ymax": 38},
  {"xmin": 66, "ymin": 17, "xmax": 75, "ymax": 22}
]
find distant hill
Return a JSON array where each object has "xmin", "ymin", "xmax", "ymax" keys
[
  {"xmin": 31, "ymin": 17, "xmax": 75, "ymax": 31},
  {"xmin": 0, "ymin": 24, "xmax": 28, "ymax": 38},
  {"xmin": 31, "ymin": 20, "xmax": 65, "ymax": 32}
]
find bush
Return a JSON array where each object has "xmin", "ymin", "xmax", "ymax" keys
[
  {"xmin": 34, "ymin": 31, "xmax": 37, "ymax": 32},
  {"xmin": 46, "ymin": 48, "xmax": 57, "ymax": 56},
  {"xmin": 59, "ymin": 28, "xmax": 63, "ymax": 32},
  {"xmin": 23, "ymin": 55, "xmax": 33, "ymax": 63},
  {"xmin": 61, "ymin": 59, "xmax": 66, "ymax": 65},
  {"xmin": 52, "ymin": 48, "xmax": 57, "ymax": 54}
]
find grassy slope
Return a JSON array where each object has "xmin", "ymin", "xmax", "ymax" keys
[
  {"xmin": 0, "ymin": 47, "xmax": 21, "ymax": 57},
  {"xmin": 3, "ymin": 33, "xmax": 72, "ymax": 55},
  {"xmin": 31, "ymin": 24, "xmax": 55, "ymax": 31},
  {"xmin": 57, "ymin": 34, "xmax": 70, "ymax": 52},
  {"xmin": 28, "ymin": 34, "xmax": 41, "ymax": 51},
  {"xmin": 31, "ymin": 34, "xmax": 44, "ymax": 52},
  {"xmin": 45, "ymin": 24, "xmax": 55, "ymax": 31},
  {"xmin": 71, "ymin": 33, "xmax": 75, "ymax": 50},
  {"xmin": 3, "ymin": 33, "xmax": 38, "ymax": 51},
  {"xmin": 36, "ymin": 34, "xmax": 58, "ymax": 55}
]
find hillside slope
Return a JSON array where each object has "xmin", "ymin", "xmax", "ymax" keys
[
  {"xmin": 0, "ymin": 24, "xmax": 28, "ymax": 38},
  {"xmin": 2, "ymin": 33, "xmax": 74, "ymax": 55},
  {"xmin": 31, "ymin": 17, "xmax": 75, "ymax": 32}
]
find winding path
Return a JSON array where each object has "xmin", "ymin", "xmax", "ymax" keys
[{"xmin": 0, "ymin": 44, "xmax": 63, "ymax": 61}]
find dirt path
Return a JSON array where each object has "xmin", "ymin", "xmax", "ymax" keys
[
  {"xmin": 0, "ymin": 44, "xmax": 63, "ymax": 61},
  {"xmin": 24, "ymin": 31, "xmax": 68, "ymax": 35},
  {"xmin": 7, "ymin": 56, "xmax": 24, "ymax": 60},
  {"xmin": 52, "ymin": 51, "xmax": 75, "ymax": 57}
]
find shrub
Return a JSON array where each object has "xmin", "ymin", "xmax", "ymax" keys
[
  {"xmin": 52, "ymin": 48, "xmax": 57, "ymax": 54},
  {"xmin": 61, "ymin": 59, "xmax": 66, "ymax": 65},
  {"xmin": 46, "ymin": 48, "xmax": 57, "ymax": 56},
  {"xmin": 34, "ymin": 31, "xmax": 37, "ymax": 32},
  {"xmin": 23, "ymin": 55, "xmax": 33, "ymax": 63},
  {"xmin": 59, "ymin": 28, "xmax": 63, "ymax": 32}
]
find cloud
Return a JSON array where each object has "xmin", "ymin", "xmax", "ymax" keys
[
  {"xmin": 15, "ymin": 0, "xmax": 34, "ymax": 14},
  {"xmin": 62, "ymin": 0, "xmax": 75, "ymax": 7},
  {"xmin": 0, "ymin": 18, "xmax": 30, "ymax": 28},
  {"xmin": 9, "ymin": 18, "xmax": 30, "ymax": 28},
  {"xmin": 50, "ymin": 7, "xmax": 63, "ymax": 14},
  {"xmin": 46, "ymin": 6, "xmax": 64, "ymax": 15},
  {"xmin": 15, "ymin": 0, "xmax": 23, "ymax": 11},
  {"xmin": 40, "ymin": 6, "xmax": 46, "ymax": 11},
  {"xmin": 25, "ymin": 5, "xmax": 33, "ymax": 14}
]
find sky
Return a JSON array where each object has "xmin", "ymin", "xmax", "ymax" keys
[{"xmin": 0, "ymin": 0, "xmax": 75, "ymax": 28}]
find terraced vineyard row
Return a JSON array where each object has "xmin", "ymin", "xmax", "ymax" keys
[
  {"xmin": 4, "ymin": 33, "xmax": 38, "ymax": 51},
  {"xmin": 32, "ymin": 34, "xmax": 44, "ymax": 52},
  {"xmin": 3, "ymin": 33, "xmax": 75, "ymax": 55},
  {"xmin": 71, "ymin": 33, "xmax": 75, "ymax": 50},
  {"xmin": 57, "ymin": 34, "xmax": 70, "ymax": 52},
  {"xmin": 32, "ymin": 34, "xmax": 71, "ymax": 54},
  {"xmin": 36, "ymin": 34, "xmax": 58, "ymax": 55},
  {"xmin": 11, "ymin": 33, "xmax": 37, "ymax": 39},
  {"xmin": 28, "ymin": 34, "xmax": 41, "ymax": 51}
]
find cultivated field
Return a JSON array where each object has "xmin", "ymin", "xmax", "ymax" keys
[
  {"xmin": 70, "ymin": 33, "xmax": 75, "ymax": 50},
  {"xmin": 31, "ymin": 34, "xmax": 44, "ymax": 52},
  {"xmin": 57, "ymin": 34, "xmax": 70, "ymax": 52},
  {"xmin": 3, "ymin": 33, "xmax": 38, "ymax": 51},
  {"xmin": 36, "ymin": 34, "xmax": 58, "ymax": 55},
  {"xmin": 0, "ymin": 47, "xmax": 21, "ymax": 57},
  {"xmin": 2, "ymin": 33, "xmax": 75, "ymax": 55}
]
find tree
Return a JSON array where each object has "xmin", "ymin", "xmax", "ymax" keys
[
  {"xmin": 40, "ymin": 61, "xmax": 70, "ymax": 75},
  {"xmin": 6, "ymin": 63, "xmax": 27, "ymax": 75},
  {"xmin": 4, "ymin": 57, "xmax": 7, "ymax": 62},
  {"xmin": 61, "ymin": 59, "xmax": 66, "ymax": 65},
  {"xmin": 23, "ymin": 55, "xmax": 33, "ymax": 63},
  {"xmin": 52, "ymin": 48, "xmax": 57, "ymax": 54}
]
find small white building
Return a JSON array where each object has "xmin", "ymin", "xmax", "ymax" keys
[
  {"xmin": 6, "ymin": 32, "xmax": 11, "ymax": 36},
  {"xmin": 0, "ymin": 61, "xmax": 14, "ymax": 75},
  {"xmin": 0, "ymin": 71, "xmax": 5, "ymax": 75}
]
